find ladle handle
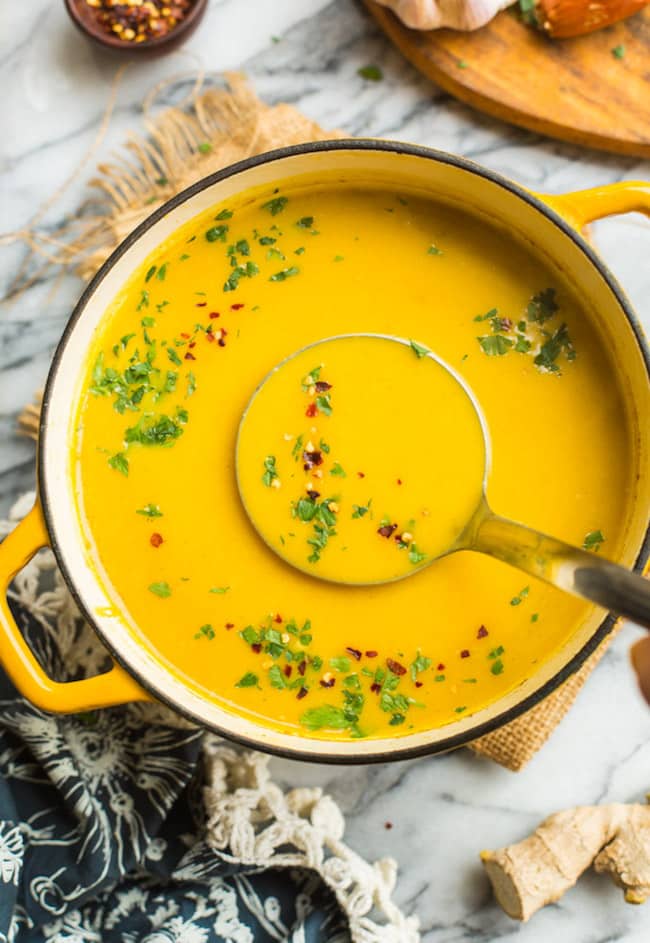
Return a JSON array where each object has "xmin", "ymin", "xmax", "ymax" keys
[{"xmin": 470, "ymin": 513, "xmax": 650, "ymax": 630}]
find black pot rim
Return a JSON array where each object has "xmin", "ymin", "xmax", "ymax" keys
[{"xmin": 38, "ymin": 139, "xmax": 650, "ymax": 764}]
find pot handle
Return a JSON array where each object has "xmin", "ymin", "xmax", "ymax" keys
[
  {"xmin": 0, "ymin": 501, "xmax": 151, "ymax": 712},
  {"xmin": 537, "ymin": 181, "xmax": 650, "ymax": 232}
]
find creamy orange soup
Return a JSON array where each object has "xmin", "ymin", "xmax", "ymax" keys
[{"xmin": 74, "ymin": 176, "xmax": 633, "ymax": 739}]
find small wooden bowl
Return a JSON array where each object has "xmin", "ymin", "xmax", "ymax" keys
[{"xmin": 64, "ymin": 0, "xmax": 208, "ymax": 55}]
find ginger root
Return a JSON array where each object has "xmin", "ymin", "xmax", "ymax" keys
[{"xmin": 481, "ymin": 796, "xmax": 650, "ymax": 921}]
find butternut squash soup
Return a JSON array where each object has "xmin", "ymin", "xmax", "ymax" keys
[
  {"xmin": 74, "ymin": 177, "xmax": 634, "ymax": 740},
  {"xmin": 236, "ymin": 334, "xmax": 487, "ymax": 583}
]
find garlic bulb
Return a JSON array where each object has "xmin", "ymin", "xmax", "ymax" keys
[{"xmin": 374, "ymin": 0, "xmax": 516, "ymax": 31}]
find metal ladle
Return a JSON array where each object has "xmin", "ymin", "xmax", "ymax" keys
[{"xmin": 237, "ymin": 334, "xmax": 650, "ymax": 629}]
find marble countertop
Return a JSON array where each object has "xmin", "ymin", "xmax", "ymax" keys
[{"xmin": 2, "ymin": 1, "xmax": 650, "ymax": 939}]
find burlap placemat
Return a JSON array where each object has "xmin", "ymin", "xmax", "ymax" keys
[{"xmin": 11, "ymin": 73, "xmax": 613, "ymax": 771}]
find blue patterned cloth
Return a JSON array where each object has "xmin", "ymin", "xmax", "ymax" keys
[{"xmin": 0, "ymin": 595, "xmax": 350, "ymax": 943}]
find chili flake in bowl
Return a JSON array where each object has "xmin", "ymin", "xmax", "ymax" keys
[{"xmin": 64, "ymin": 0, "xmax": 207, "ymax": 54}]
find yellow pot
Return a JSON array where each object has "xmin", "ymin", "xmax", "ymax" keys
[{"xmin": 1, "ymin": 142, "xmax": 649, "ymax": 762}]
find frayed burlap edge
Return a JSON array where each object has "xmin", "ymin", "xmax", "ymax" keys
[
  {"xmin": 469, "ymin": 630, "xmax": 617, "ymax": 769},
  {"xmin": 12, "ymin": 73, "xmax": 611, "ymax": 772}
]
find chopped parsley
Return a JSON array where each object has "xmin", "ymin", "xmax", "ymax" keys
[
  {"xmin": 408, "ymin": 544, "xmax": 426, "ymax": 565},
  {"xmin": 583, "ymin": 530, "xmax": 605, "ymax": 552},
  {"xmin": 197, "ymin": 141, "xmax": 213, "ymax": 154},
  {"xmin": 262, "ymin": 455, "xmax": 279, "ymax": 487},
  {"xmin": 409, "ymin": 339, "xmax": 430, "ymax": 359},
  {"xmin": 478, "ymin": 334, "xmax": 513, "ymax": 356},
  {"xmin": 352, "ymin": 502, "xmax": 371, "ymax": 519},
  {"xmin": 194, "ymin": 624, "xmax": 215, "ymax": 640},
  {"xmin": 527, "ymin": 288, "xmax": 558, "ymax": 324},
  {"xmin": 427, "ymin": 244, "xmax": 442, "ymax": 255},
  {"xmin": 612, "ymin": 44, "xmax": 625, "ymax": 60},
  {"xmin": 357, "ymin": 65, "xmax": 383, "ymax": 81},
  {"xmin": 330, "ymin": 462, "xmax": 346, "ymax": 477},
  {"xmin": 510, "ymin": 586, "xmax": 530, "ymax": 606},
  {"xmin": 209, "ymin": 586, "xmax": 230, "ymax": 594},
  {"xmin": 224, "ymin": 260, "xmax": 259, "ymax": 292},
  {"xmin": 300, "ymin": 704, "xmax": 350, "ymax": 730},
  {"xmin": 236, "ymin": 672, "xmax": 259, "ymax": 688},
  {"xmin": 215, "ymin": 209, "xmax": 233, "ymax": 220},
  {"xmin": 262, "ymin": 196, "xmax": 288, "ymax": 216},
  {"xmin": 148, "ymin": 581, "xmax": 171, "ymax": 598},
  {"xmin": 108, "ymin": 452, "xmax": 129, "ymax": 476},
  {"xmin": 269, "ymin": 266, "xmax": 300, "ymax": 282},
  {"xmin": 312, "ymin": 392, "xmax": 331, "ymax": 416},
  {"xmin": 136, "ymin": 503, "xmax": 162, "ymax": 518},
  {"xmin": 330, "ymin": 656, "xmax": 352, "ymax": 673},
  {"xmin": 125, "ymin": 413, "xmax": 184, "ymax": 447},
  {"xmin": 206, "ymin": 224, "xmax": 229, "ymax": 243},
  {"xmin": 410, "ymin": 651, "xmax": 432, "ymax": 682},
  {"xmin": 534, "ymin": 323, "xmax": 575, "ymax": 373}
]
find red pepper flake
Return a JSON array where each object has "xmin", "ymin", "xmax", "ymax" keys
[
  {"xmin": 305, "ymin": 402, "xmax": 318, "ymax": 418},
  {"xmin": 370, "ymin": 682, "xmax": 382, "ymax": 694},
  {"xmin": 274, "ymin": 613, "xmax": 283, "ymax": 623},
  {"xmin": 346, "ymin": 647, "xmax": 362, "ymax": 661},
  {"xmin": 365, "ymin": 650, "xmax": 378, "ymax": 658},
  {"xmin": 460, "ymin": 649, "xmax": 470, "ymax": 659},
  {"xmin": 225, "ymin": 623, "xmax": 235, "ymax": 630},
  {"xmin": 314, "ymin": 380, "xmax": 332, "ymax": 393},
  {"xmin": 150, "ymin": 533, "xmax": 163, "ymax": 548},
  {"xmin": 303, "ymin": 450, "xmax": 323, "ymax": 470},
  {"xmin": 184, "ymin": 352, "xmax": 196, "ymax": 361},
  {"xmin": 283, "ymin": 665, "xmax": 292, "ymax": 678},
  {"xmin": 196, "ymin": 302, "xmax": 207, "ymax": 307},
  {"xmin": 89, "ymin": 0, "xmax": 193, "ymax": 43},
  {"xmin": 296, "ymin": 686, "xmax": 308, "ymax": 700},
  {"xmin": 205, "ymin": 332, "xmax": 215, "ymax": 343},
  {"xmin": 218, "ymin": 336, "xmax": 227, "ymax": 348},
  {"xmin": 189, "ymin": 341, "xmax": 196, "ymax": 349},
  {"xmin": 320, "ymin": 677, "xmax": 336, "ymax": 688},
  {"xmin": 298, "ymin": 660, "xmax": 307, "ymax": 676},
  {"xmin": 384, "ymin": 821, "xmax": 393, "ymax": 830},
  {"xmin": 437, "ymin": 663, "xmax": 445, "ymax": 671},
  {"xmin": 386, "ymin": 658, "xmax": 406, "ymax": 676},
  {"xmin": 378, "ymin": 523, "xmax": 397, "ymax": 539},
  {"xmin": 230, "ymin": 303, "xmax": 245, "ymax": 310},
  {"xmin": 209, "ymin": 311, "xmax": 220, "ymax": 319},
  {"xmin": 357, "ymin": 471, "xmax": 365, "ymax": 479},
  {"xmin": 251, "ymin": 643, "xmax": 262, "ymax": 653},
  {"xmin": 180, "ymin": 332, "xmax": 190, "ymax": 339},
  {"xmin": 307, "ymin": 490, "xmax": 321, "ymax": 500},
  {"xmin": 415, "ymin": 681, "xmax": 423, "ymax": 688},
  {"xmin": 477, "ymin": 625, "xmax": 489, "ymax": 639},
  {"xmin": 397, "ymin": 478, "xmax": 403, "ymax": 485}
]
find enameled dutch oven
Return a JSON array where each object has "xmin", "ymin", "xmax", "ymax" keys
[{"xmin": 1, "ymin": 141, "xmax": 650, "ymax": 763}]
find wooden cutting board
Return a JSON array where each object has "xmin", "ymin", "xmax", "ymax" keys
[{"xmin": 362, "ymin": 1, "xmax": 650, "ymax": 157}]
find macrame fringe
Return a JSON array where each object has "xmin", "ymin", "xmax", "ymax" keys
[{"xmin": 203, "ymin": 743, "xmax": 420, "ymax": 943}]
